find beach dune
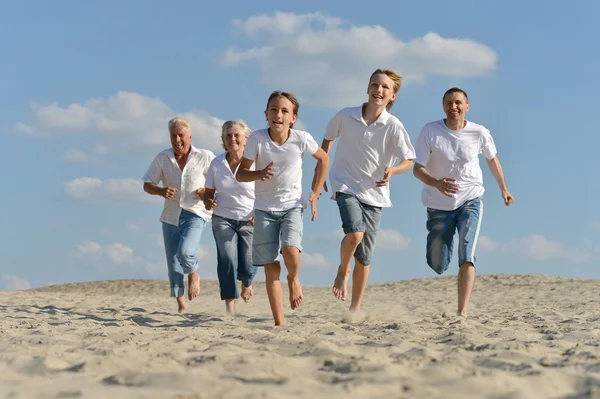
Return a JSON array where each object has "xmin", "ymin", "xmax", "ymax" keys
[{"xmin": 1, "ymin": 274, "xmax": 600, "ymax": 398}]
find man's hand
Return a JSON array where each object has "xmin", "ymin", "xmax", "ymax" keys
[
  {"xmin": 259, "ymin": 161, "xmax": 275, "ymax": 182},
  {"xmin": 502, "ymin": 190, "xmax": 514, "ymax": 206},
  {"xmin": 196, "ymin": 188, "xmax": 206, "ymax": 200},
  {"xmin": 308, "ymin": 190, "xmax": 319, "ymax": 221},
  {"xmin": 162, "ymin": 187, "xmax": 178, "ymax": 200},
  {"xmin": 204, "ymin": 197, "xmax": 217, "ymax": 211},
  {"xmin": 376, "ymin": 167, "xmax": 392, "ymax": 187},
  {"xmin": 433, "ymin": 178, "xmax": 459, "ymax": 197},
  {"xmin": 248, "ymin": 216, "xmax": 255, "ymax": 227}
]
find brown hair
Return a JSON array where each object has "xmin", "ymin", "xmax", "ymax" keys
[
  {"xmin": 369, "ymin": 69, "xmax": 402, "ymax": 110},
  {"xmin": 265, "ymin": 91, "xmax": 300, "ymax": 128},
  {"xmin": 443, "ymin": 87, "xmax": 469, "ymax": 103}
]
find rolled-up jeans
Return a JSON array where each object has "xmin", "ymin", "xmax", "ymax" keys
[{"xmin": 211, "ymin": 214, "xmax": 257, "ymax": 300}]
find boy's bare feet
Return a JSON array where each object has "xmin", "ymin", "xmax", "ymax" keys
[
  {"xmin": 332, "ymin": 266, "xmax": 350, "ymax": 301},
  {"xmin": 287, "ymin": 276, "xmax": 303, "ymax": 310},
  {"xmin": 176, "ymin": 297, "xmax": 188, "ymax": 313},
  {"xmin": 241, "ymin": 284, "xmax": 253, "ymax": 303},
  {"xmin": 188, "ymin": 272, "xmax": 200, "ymax": 301}
]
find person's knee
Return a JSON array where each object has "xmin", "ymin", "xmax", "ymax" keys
[
  {"xmin": 264, "ymin": 262, "xmax": 281, "ymax": 280},
  {"xmin": 427, "ymin": 252, "xmax": 448, "ymax": 275},
  {"xmin": 344, "ymin": 232, "xmax": 364, "ymax": 247},
  {"xmin": 459, "ymin": 261, "xmax": 475, "ymax": 269}
]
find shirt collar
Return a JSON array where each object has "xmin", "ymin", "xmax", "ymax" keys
[{"xmin": 350, "ymin": 103, "xmax": 392, "ymax": 125}]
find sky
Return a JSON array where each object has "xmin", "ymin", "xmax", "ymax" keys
[{"xmin": 1, "ymin": 0, "xmax": 599, "ymax": 290}]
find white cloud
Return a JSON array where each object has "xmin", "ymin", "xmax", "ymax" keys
[
  {"xmin": 0, "ymin": 274, "xmax": 32, "ymax": 290},
  {"xmin": 63, "ymin": 148, "xmax": 88, "ymax": 162},
  {"xmin": 105, "ymin": 243, "xmax": 134, "ymax": 265},
  {"xmin": 376, "ymin": 228, "xmax": 411, "ymax": 251},
  {"xmin": 302, "ymin": 252, "xmax": 335, "ymax": 269},
  {"xmin": 223, "ymin": 12, "xmax": 497, "ymax": 108},
  {"xmin": 504, "ymin": 234, "xmax": 596, "ymax": 263},
  {"xmin": 591, "ymin": 222, "xmax": 600, "ymax": 231},
  {"xmin": 14, "ymin": 91, "xmax": 225, "ymax": 153},
  {"xmin": 64, "ymin": 177, "xmax": 153, "ymax": 205},
  {"xmin": 478, "ymin": 235, "xmax": 500, "ymax": 251}
]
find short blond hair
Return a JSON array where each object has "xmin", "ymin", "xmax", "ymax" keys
[
  {"xmin": 369, "ymin": 69, "xmax": 403, "ymax": 110},
  {"xmin": 168, "ymin": 116, "xmax": 191, "ymax": 133},
  {"xmin": 221, "ymin": 120, "xmax": 252, "ymax": 150}
]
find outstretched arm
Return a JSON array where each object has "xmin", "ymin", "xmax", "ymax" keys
[
  {"xmin": 486, "ymin": 156, "xmax": 514, "ymax": 206},
  {"xmin": 308, "ymin": 147, "xmax": 330, "ymax": 221},
  {"xmin": 236, "ymin": 158, "xmax": 274, "ymax": 183},
  {"xmin": 413, "ymin": 163, "xmax": 459, "ymax": 198},
  {"xmin": 312, "ymin": 138, "xmax": 335, "ymax": 192}
]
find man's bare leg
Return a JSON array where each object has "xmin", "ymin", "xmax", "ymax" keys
[
  {"xmin": 282, "ymin": 246, "xmax": 303, "ymax": 310},
  {"xmin": 240, "ymin": 284, "xmax": 253, "ymax": 303},
  {"xmin": 176, "ymin": 296, "xmax": 187, "ymax": 313},
  {"xmin": 265, "ymin": 262, "xmax": 285, "ymax": 326},
  {"xmin": 225, "ymin": 299, "xmax": 235, "ymax": 315},
  {"xmin": 458, "ymin": 262, "xmax": 475, "ymax": 318},
  {"xmin": 349, "ymin": 259, "xmax": 370, "ymax": 312},
  {"xmin": 332, "ymin": 232, "xmax": 364, "ymax": 301},
  {"xmin": 187, "ymin": 272, "xmax": 200, "ymax": 301}
]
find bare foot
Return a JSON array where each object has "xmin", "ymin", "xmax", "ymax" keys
[
  {"xmin": 332, "ymin": 266, "xmax": 350, "ymax": 301},
  {"xmin": 240, "ymin": 284, "xmax": 253, "ymax": 303},
  {"xmin": 287, "ymin": 276, "xmax": 303, "ymax": 310},
  {"xmin": 176, "ymin": 297, "xmax": 188, "ymax": 313},
  {"xmin": 225, "ymin": 299, "xmax": 235, "ymax": 314},
  {"xmin": 188, "ymin": 272, "xmax": 200, "ymax": 301}
]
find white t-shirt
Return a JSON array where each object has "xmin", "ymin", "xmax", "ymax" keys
[
  {"xmin": 143, "ymin": 146, "xmax": 215, "ymax": 225},
  {"xmin": 325, "ymin": 105, "xmax": 416, "ymax": 207},
  {"xmin": 414, "ymin": 120, "xmax": 497, "ymax": 211},
  {"xmin": 205, "ymin": 152, "xmax": 255, "ymax": 221},
  {"xmin": 243, "ymin": 128, "xmax": 319, "ymax": 211}
]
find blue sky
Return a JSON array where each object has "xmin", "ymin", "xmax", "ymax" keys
[{"xmin": 1, "ymin": 0, "xmax": 599, "ymax": 290}]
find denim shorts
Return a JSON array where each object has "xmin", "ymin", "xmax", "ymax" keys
[
  {"xmin": 335, "ymin": 192, "xmax": 382, "ymax": 266},
  {"xmin": 426, "ymin": 197, "xmax": 483, "ymax": 275},
  {"xmin": 252, "ymin": 207, "xmax": 303, "ymax": 266}
]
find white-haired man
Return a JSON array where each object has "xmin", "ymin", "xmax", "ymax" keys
[{"xmin": 143, "ymin": 117, "xmax": 215, "ymax": 313}]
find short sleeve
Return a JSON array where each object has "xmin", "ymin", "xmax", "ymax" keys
[
  {"xmin": 205, "ymin": 158, "xmax": 217, "ymax": 189},
  {"xmin": 481, "ymin": 128, "xmax": 497, "ymax": 160},
  {"xmin": 203, "ymin": 150, "xmax": 216, "ymax": 175},
  {"xmin": 301, "ymin": 131, "xmax": 319, "ymax": 155},
  {"xmin": 392, "ymin": 124, "xmax": 416, "ymax": 161},
  {"xmin": 414, "ymin": 126, "xmax": 432, "ymax": 166},
  {"xmin": 324, "ymin": 111, "xmax": 343, "ymax": 140},
  {"xmin": 142, "ymin": 154, "xmax": 163, "ymax": 184},
  {"xmin": 243, "ymin": 131, "xmax": 259, "ymax": 161}
]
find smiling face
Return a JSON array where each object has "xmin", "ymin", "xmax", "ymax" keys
[
  {"xmin": 170, "ymin": 125, "xmax": 192, "ymax": 156},
  {"xmin": 265, "ymin": 96, "xmax": 298, "ymax": 133},
  {"xmin": 224, "ymin": 125, "xmax": 247, "ymax": 152},
  {"xmin": 443, "ymin": 91, "xmax": 470, "ymax": 122},
  {"xmin": 367, "ymin": 73, "xmax": 397, "ymax": 109}
]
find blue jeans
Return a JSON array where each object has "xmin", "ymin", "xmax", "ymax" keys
[
  {"xmin": 253, "ymin": 207, "xmax": 303, "ymax": 266},
  {"xmin": 426, "ymin": 197, "xmax": 483, "ymax": 275},
  {"xmin": 211, "ymin": 215, "xmax": 257, "ymax": 300},
  {"xmin": 162, "ymin": 222, "xmax": 185, "ymax": 297},
  {"xmin": 335, "ymin": 192, "xmax": 382, "ymax": 266}
]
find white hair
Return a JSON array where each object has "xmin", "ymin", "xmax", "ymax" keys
[
  {"xmin": 221, "ymin": 120, "xmax": 252, "ymax": 150},
  {"xmin": 168, "ymin": 116, "xmax": 191, "ymax": 133}
]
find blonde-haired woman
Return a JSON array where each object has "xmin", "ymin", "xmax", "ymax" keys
[{"xmin": 204, "ymin": 120, "xmax": 257, "ymax": 314}]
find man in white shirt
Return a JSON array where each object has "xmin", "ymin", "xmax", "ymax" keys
[
  {"xmin": 142, "ymin": 117, "xmax": 215, "ymax": 313},
  {"xmin": 413, "ymin": 88, "xmax": 514, "ymax": 318},
  {"xmin": 318, "ymin": 69, "xmax": 416, "ymax": 313}
]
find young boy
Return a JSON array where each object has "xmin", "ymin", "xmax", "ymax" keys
[{"xmin": 317, "ymin": 69, "xmax": 415, "ymax": 312}]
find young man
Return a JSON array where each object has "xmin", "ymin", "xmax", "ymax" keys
[
  {"xmin": 143, "ymin": 117, "xmax": 215, "ymax": 313},
  {"xmin": 413, "ymin": 88, "xmax": 514, "ymax": 318},
  {"xmin": 317, "ymin": 69, "xmax": 415, "ymax": 312}
]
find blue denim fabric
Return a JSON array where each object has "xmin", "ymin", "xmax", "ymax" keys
[
  {"xmin": 211, "ymin": 215, "xmax": 257, "ymax": 300},
  {"xmin": 161, "ymin": 222, "xmax": 185, "ymax": 298},
  {"xmin": 426, "ymin": 197, "xmax": 483, "ymax": 275},
  {"xmin": 335, "ymin": 192, "xmax": 382, "ymax": 266},
  {"xmin": 252, "ymin": 207, "xmax": 303, "ymax": 266},
  {"xmin": 176, "ymin": 209, "xmax": 207, "ymax": 274}
]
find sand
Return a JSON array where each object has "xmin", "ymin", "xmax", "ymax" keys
[{"xmin": 2, "ymin": 274, "xmax": 600, "ymax": 399}]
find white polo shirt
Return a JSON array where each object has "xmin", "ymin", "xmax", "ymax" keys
[
  {"xmin": 414, "ymin": 120, "xmax": 497, "ymax": 211},
  {"xmin": 205, "ymin": 152, "xmax": 255, "ymax": 221},
  {"xmin": 243, "ymin": 128, "xmax": 319, "ymax": 212},
  {"xmin": 325, "ymin": 105, "xmax": 416, "ymax": 207},
  {"xmin": 143, "ymin": 146, "xmax": 215, "ymax": 226}
]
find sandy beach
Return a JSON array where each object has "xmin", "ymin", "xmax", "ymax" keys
[{"xmin": 2, "ymin": 274, "xmax": 600, "ymax": 398}]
